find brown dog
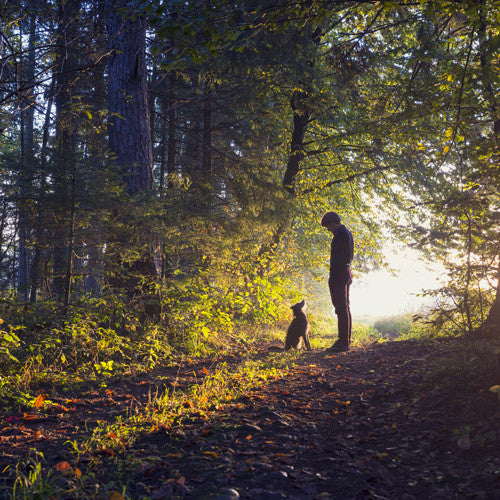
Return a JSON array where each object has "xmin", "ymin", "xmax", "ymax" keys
[{"xmin": 285, "ymin": 300, "xmax": 311, "ymax": 351}]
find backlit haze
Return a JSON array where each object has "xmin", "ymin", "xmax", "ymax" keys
[{"xmin": 350, "ymin": 247, "xmax": 445, "ymax": 318}]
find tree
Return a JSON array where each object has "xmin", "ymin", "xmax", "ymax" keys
[{"xmin": 105, "ymin": 0, "xmax": 153, "ymax": 194}]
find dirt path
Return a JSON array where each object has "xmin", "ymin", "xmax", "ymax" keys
[{"xmin": 1, "ymin": 340, "xmax": 499, "ymax": 499}]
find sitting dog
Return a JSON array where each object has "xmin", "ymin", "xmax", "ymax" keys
[{"xmin": 285, "ymin": 299, "xmax": 311, "ymax": 351}]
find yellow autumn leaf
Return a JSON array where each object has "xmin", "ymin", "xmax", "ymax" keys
[{"xmin": 489, "ymin": 385, "xmax": 500, "ymax": 399}]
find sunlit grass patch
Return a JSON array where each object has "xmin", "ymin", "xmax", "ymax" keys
[
  {"xmin": 1, "ymin": 449, "xmax": 99, "ymax": 499},
  {"xmin": 310, "ymin": 315, "xmax": 383, "ymax": 348},
  {"xmin": 78, "ymin": 351, "xmax": 291, "ymax": 456}
]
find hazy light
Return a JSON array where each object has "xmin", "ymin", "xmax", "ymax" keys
[{"xmin": 351, "ymin": 248, "xmax": 444, "ymax": 318}]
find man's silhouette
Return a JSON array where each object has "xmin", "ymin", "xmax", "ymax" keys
[{"xmin": 321, "ymin": 212, "xmax": 354, "ymax": 352}]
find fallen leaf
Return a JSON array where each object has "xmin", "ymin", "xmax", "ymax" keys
[
  {"xmin": 33, "ymin": 394, "xmax": 46, "ymax": 409},
  {"xmin": 55, "ymin": 461, "xmax": 71, "ymax": 473},
  {"xmin": 489, "ymin": 385, "xmax": 500, "ymax": 400},
  {"xmin": 75, "ymin": 468, "xmax": 82, "ymax": 479},
  {"xmin": 335, "ymin": 399, "xmax": 351, "ymax": 407}
]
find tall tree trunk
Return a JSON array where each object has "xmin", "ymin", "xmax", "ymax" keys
[
  {"xmin": 477, "ymin": 4, "xmax": 500, "ymax": 332},
  {"xmin": 166, "ymin": 71, "xmax": 177, "ymax": 190},
  {"xmin": 17, "ymin": 11, "xmax": 36, "ymax": 300},
  {"xmin": 201, "ymin": 87, "xmax": 212, "ymax": 189},
  {"xmin": 83, "ymin": 0, "xmax": 106, "ymax": 297},
  {"xmin": 105, "ymin": 0, "xmax": 153, "ymax": 194},
  {"xmin": 30, "ymin": 79, "xmax": 54, "ymax": 302},
  {"xmin": 52, "ymin": 0, "xmax": 80, "ymax": 299},
  {"xmin": 105, "ymin": 0, "xmax": 156, "ymax": 296},
  {"xmin": 281, "ymin": 89, "xmax": 310, "ymax": 196}
]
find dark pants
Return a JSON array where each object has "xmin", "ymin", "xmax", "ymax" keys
[{"xmin": 329, "ymin": 268, "xmax": 352, "ymax": 345}]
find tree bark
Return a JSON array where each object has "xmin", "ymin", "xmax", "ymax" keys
[
  {"xmin": 166, "ymin": 72, "xmax": 177, "ymax": 190},
  {"xmin": 105, "ymin": 0, "xmax": 157, "ymax": 296},
  {"xmin": 52, "ymin": 0, "xmax": 80, "ymax": 299},
  {"xmin": 281, "ymin": 89, "xmax": 310, "ymax": 196},
  {"xmin": 105, "ymin": 0, "xmax": 153, "ymax": 194},
  {"xmin": 17, "ymin": 11, "xmax": 36, "ymax": 301},
  {"xmin": 477, "ymin": 3, "xmax": 500, "ymax": 332},
  {"xmin": 201, "ymin": 86, "xmax": 212, "ymax": 188}
]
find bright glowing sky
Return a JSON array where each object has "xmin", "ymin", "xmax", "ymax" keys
[{"xmin": 350, "ymin": 247, "xmax": 445, "ymax": 318}]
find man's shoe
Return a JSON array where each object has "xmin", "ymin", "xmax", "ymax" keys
[{"xmin": 326, "ymin": 340, "xmax": 350, "ymax": 353}]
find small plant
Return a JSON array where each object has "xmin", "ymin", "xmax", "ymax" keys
[
  {"xmin": 5, "ymin": 450, "xmax": 63, "ymax": 498},
  {"xmin": 0, "ymin": 318, "xmax": 21, "ymax": 363}
]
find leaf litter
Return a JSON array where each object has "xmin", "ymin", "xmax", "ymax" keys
[{"xmin": 0, "ymin": 339, "xmax": 498, "ymax": 498}]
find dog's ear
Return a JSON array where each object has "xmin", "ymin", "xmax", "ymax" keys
[{"xmin": 299, "ymin": 299, "xmax": 306, "ymax": 309}]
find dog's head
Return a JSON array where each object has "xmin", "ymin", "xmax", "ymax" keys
[{"xmin": 291, "ymin": 299, "xmax": 306, "ymax": 315}]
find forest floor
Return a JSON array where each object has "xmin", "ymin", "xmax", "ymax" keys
[{"xmin": 0, "ymin": 337, "xmax": 499, "ymax": 499}]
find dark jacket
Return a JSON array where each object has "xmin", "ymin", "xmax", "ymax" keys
[{"xmin": 330, "ymin": 224, "xmax": 354, "ymax": 280}]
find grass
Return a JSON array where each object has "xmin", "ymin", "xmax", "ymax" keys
[
  {"xmin": 310, "ymin": 316, "xmax": 385, "ymax": 348},
  {"xmin": 0, "ymin": 323, "xmax": 303, "ymax": 498}
]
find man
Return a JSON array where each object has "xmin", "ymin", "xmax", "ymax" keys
[{"xmin": 321, "ymin": 211, "xmax": 354, "ymax": 352}]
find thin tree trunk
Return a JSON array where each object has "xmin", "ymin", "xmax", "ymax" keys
[
  {"xmin": 201, "ymin": 87, "xmax": 212, "ymax": 188},
  {"xmin": 166, "ymin": 71, "xmax": 177, "ymax": 189},
  {"xmin": 30, "ymin": 79, "xmax": 54, "ymax": 302},
  {"xmin": 63, "ymin": 169, "xmax": 76, "ymax": 310},
  {"xmin": 463, "ymin": 213, "xmax": 474, "ymax": 333},
  {"xmin": 52, "ymin": 0, "xmax": 80, "ymax": 299},
  {"xmin": 17, "ymin": 11, "xmax": 36, "ymax": 301},
  {"xmin": 83, "ymin": 0, "xmax": 106, "ymax": 297}
]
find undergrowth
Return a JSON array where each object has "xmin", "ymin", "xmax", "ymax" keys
[{"xmin": 0, "ymin": 342, "xmax": 301, "ymax": 498}]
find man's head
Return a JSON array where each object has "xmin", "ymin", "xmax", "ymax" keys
[{"xmin": 321, "ymin": 211, "xmax": 341, "ymax": 233}]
